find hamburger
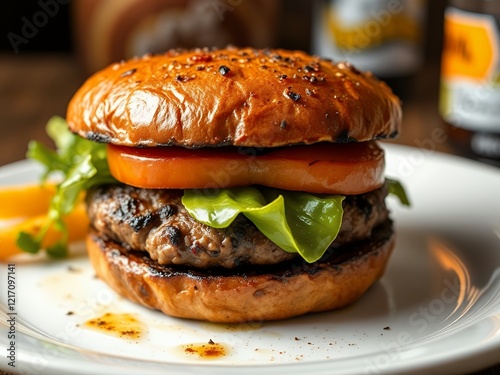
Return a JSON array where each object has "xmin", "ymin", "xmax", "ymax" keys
[{"xmin": 64, "ymin": 46, "xmax": 404, "ymax": 323}]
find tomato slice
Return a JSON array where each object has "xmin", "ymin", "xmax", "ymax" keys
[{"xmin": 107, "ymin": 142, "xmax": 385, "ymax": 195}]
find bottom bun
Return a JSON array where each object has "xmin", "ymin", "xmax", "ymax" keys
[{"xmin": 86, "ymin": 220, "xmax": 395, "ymax": 323}]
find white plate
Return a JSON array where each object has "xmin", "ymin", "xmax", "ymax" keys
[{"xmin": 0, "ymin": 144, "xmax": 499, "ymax": 375}]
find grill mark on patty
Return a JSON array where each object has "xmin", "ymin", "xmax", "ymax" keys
[
  {"xmin": 163, "ymin": 226, "xmax": 181, "ymax": 246},
  {"xmin": 116, "ymin": 192, "xmax": 149, "ymax": 231},
  {"xmin": 113, "ymin": 192, "xmax": 176, "ymax": 233},
  {"xmin": 130, "ymin": 213, "xmax": 155, "ymax": 232},
  {"xmin": 87, "ymin": 184, "xmax": 389, "ymax": 269}
]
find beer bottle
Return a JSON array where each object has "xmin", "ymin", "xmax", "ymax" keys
[
  {"xmin": 439, "ymin": 0, "xmax": 500, "ymax": 166},
  {"xmin": 313, "ymin": 0, "xmax": 427, "ymax": 100}
]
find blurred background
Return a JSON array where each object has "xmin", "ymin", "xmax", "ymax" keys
[{"xmin": 0, "ymin": 0, "xmax": 451, "ymax": 167}]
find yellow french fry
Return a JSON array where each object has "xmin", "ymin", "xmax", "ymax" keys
[
  {"xmin": 0, "ymin": 183, "xmax": 57, "ymax": 219},
  {"xmin": 0, "ymin": 203, "xmax": 89, "ymax": 261}
]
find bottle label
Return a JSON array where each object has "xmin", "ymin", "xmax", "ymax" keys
[
  {"xmin": 440, "ymin": 7, "xmax": 500, "ymax": 133},
  {"xmin": 313, "ymin": 0, "xmax": 425, "ymax": 76}
]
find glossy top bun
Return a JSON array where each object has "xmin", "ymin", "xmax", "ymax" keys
[{"xmin": 67, "ymin": 47, "xmax": 402, "ymax": 148}]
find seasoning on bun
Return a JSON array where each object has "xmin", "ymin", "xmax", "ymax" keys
[{"xmin": 66, "ymin": 47, "xmax": 404, "ymax": 323}]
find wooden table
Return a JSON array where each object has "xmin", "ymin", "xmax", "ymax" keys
[{"xmin": 0, "ymin": 53, "xmax": 497, "ymax": 375}]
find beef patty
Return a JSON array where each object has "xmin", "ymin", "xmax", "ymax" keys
[{"xmin": 86, "ymin": 184, "xmax": 389, "ymax": 269}]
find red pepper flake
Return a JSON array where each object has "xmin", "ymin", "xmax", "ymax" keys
[
  {"xmin": 218, "ymin": 65, "xmax": 231, "ymax": 76},
  {"xmin": 190, "ymin": 244, "xmax": 202, "ymax": 254}
]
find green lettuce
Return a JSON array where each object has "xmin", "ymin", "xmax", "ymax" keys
[
  {"xmin": 386, "ymin": 178, "xmax": 411, "ymax": 206},
  {"xmin": 16, "ymin": 116, "xmax": 117, "ymax": 257},
  {"xmin": 183, "ymin": 187, "xmax": 345, "ymax": 263},
  {"xmin": 182, "ymin": 180, "xmax": 410, "ymax": 263}
]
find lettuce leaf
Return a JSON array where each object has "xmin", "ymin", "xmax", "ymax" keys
[
  {"xmin": 182, "ymin": 180, "xmax": 410, "ymax": 263},
  {"xmin": 386, "ymin": 178, "xmax": 411, "ymax": 206},
  {"xmin": 16, "ymin": 116, "xmax": 117, "ymax": 257},
  {"xmin": 182, "ymin": 187, "xmax": 345, "ymax": 263}
]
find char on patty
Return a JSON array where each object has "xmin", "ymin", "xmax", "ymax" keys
[{"xmin": 86, "ymin": 184, "xmax": 389, "ymax": 269}]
